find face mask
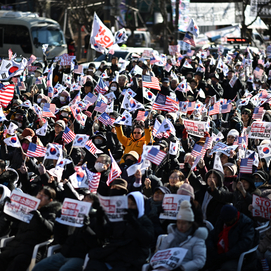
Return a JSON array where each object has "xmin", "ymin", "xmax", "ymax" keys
[
  {"xmin": 40, "ymin": 103, "xmax": 45, "ymax": 108},
  {"xmin": 94, "ymin": 139, "xmax": 103, "ymax": 145},
  {"xmin": 60, "ymin": 96, "xmax": 66, "ymax": 102},
  {"xmin": 125, "ymin": 159, "xmax": 134, "ymax": 167},
  {"xmin": 61, "ymin": 112, "xmax": 69, "ymax": 117},
  {"xmin": 94, "ymin": 162, "xmax": 106, "ymax": 172},
  {"xmin": 88, "ymin": 69, "xmax": 93, "ymax": 72},
  {"xmin": 128, "ymin": 208, "xmax": 139, "ymax": 218},
  {"xmin": 111, "ymin": 86, "xmax": 117, "ymax": 91},
  {"xmin": 254, "ymin": 182, "xmax": 263, "ymax": 188},
  {"xmin": 37, "ymin": 98, "xmax": 41, "ymax": 103},
  {"xmin": 22, "ymin": 142, "xmax": 29, "ymax": 152}
]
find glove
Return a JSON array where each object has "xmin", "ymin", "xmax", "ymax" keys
[
  {"xmin": 204, "ymin": 131, "xmax": 210, "ymax": 137},
  {"xmin": 144, "ymin": 119, "xmax": 150, "ymax": 129},
  {"xmin": 3, "ymin": 197, "xmax": 11, "ymax": 205},
  {"xmin": 29, "ymin": 210, "xmax": 43, "ymax": 222},
  {"xmin": 123, "ymin": 209, "xmax": 139, "ymax": 227},
  {"xmin": 182, "ymin": 128, "xmax": 188, "ymax": 140}
]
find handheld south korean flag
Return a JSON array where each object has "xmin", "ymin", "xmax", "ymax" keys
[
  {"xmin": 36, "ymin": 121, "xmax": 48, "ymax": 136},
  {"xmin": 169, "ymin": 141, "xmax": 179, "ymax": 155},
  {"xmin": 45, "ymin": 143, "xmax": 63, "ymax": 160},
  {"xmin": 73, "ymin": 134, "xmax": 89, "ymax": 148},
  {"xmin": 4, "ymin": 134, "xmax": 21, "ymax": 148},
  {"xmin": 114, "ymin": 110, "xmax": 132, "ymax": 126}
]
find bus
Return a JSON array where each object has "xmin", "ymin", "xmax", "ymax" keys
[{"xmin": 0, "ymin": 11, "xmax": 67, "ymax": 60}]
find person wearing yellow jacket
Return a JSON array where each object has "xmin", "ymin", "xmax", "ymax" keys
[{"xmin": 115, "ymin": 122, "xmax": 152, "ymax": 164}]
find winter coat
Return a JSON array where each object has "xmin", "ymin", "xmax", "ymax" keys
[
  {"xmin": 3, "ymin": 201, "xmax": 62, "ymax": 256},
  {"xmin": 157, "ymin": 224, "xmax": 207, "ymax": 271},
  {"xmin": 206, "ymin": 213, "xmax": 256, "ymax": 263},
  {"xmin": 0, "ymin": 169, "xmax": 18, "ymax": 191},
  {"xmin": 258, "ymin": 223, "xmax": 271, "ymax": 253},
  {"xmin": 195, "ymin": 169, "xmax": 227, "ymax": 226},
  {"xmin": 116, "ymin": 126, "xmax": 151, "ymax": 164},
  {"xmin": 88, "ymin": 192, "xmax": 154, "ymax": 271}
]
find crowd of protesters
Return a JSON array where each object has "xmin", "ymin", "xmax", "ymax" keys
[{"xmin": 0, "ymin": 44, "xmax": 270, "ymax": 271}]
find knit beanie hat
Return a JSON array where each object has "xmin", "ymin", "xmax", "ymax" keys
[
  {"xmin": 177, "ymin": 184, "xmax": 195, "ymax": 199},
  {"xmin": 176, "ymin": 200, "xmax": 194, "ymax": 222},
  {"xmin": 220, "ymin": 204, "xmax": 238, "ymax": 223},
  {"xmin": 227, "ymin": 129, "xmax": 239, "ymax": 138}
]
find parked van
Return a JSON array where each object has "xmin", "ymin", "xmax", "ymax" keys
[
  {"xmin": 126, "ymin": 30, "xmax": 151, "ymax": 47},
  {"xmin": 0, "ymin": 11, "xmax": 67, "ymax": 59}
]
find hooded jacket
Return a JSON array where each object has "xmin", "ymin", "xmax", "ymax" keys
[
  {"xmin": 116, "ymin": 126, "xmax": 151, "ymax": 164},
  {"xmin": 195, "ymin": 169, "xmax": 227, "ymax": 226},
  {"xmin": 157, "ymin": 224, "xmax": 207, "ymax": 271},
  {"xmin": 208, "ymin": 173, "xmax": 261, "ymax": 220}
]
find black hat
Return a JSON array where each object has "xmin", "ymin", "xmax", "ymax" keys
[
  {"xmin": 154, "ymin": 186, "xmax": 171, "ymax": 194},
  {"xmin": 162, "ymin": 78, "xmax": 170, "ymax": 83},
  {"xmin": 158, "ymin": 139, "xmax": 168, "ymax": 148},
  {"xmin": 220, "ymin": 204, "xmax": 238, "ymax": 223},
  {"xmin": 210, "ymin": 73, "xmax": 219, "ymax": 80},
  {"xmin": 84, "ymin": 81, "xmax": 94, "ymax": 87},
  {"xmin": 253, "ymin": 171, "xmax": 269, "ymax": 183},
  {"xmin": 88, "ymin": 63, "xmax": 96, "ymax": 68}
]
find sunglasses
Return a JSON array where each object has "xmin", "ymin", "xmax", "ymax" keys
[
  {"xmin": 133, "ymin": 132, "xmax": 141, "ymax": 134},
  {"xmin": 242, "ymin": 112, "xmax": 249, "ymax": 115}
]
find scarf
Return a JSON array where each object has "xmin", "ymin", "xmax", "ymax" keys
[
  {"xmin": 217, "ymin": 212, "xmax": 240, "ymax": 254},
  {"xmin": 169, "ymin": 226, "xmax": 192, "ymax": 248}
]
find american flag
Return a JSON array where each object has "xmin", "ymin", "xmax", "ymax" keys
[
  {"xmin": 240, "ymin": 157, "xmax": 253, "ymax": 174},
  {"xmin": 62, "ymin": 126, "xmax": 76, "ymax": 144},
  {"xmin": 83, "ymin": 92, "xmax": 97, "ymax": 105},
  {"xmin": 142, "ymin": 75, "xmax": 161, "ymax": 90},
  {"xmin": 70, "ymin": 91, "xmax": 81, "ymax": 105},
  {"xmin": 85, "ymin": 168, "xmax": 101, "ymax": 193},
  {"xmin": 152, "ymin": 93, "xmax": 179, "ymax": 112},
  {"xmin": 94, "ymin": 78, "xmax": 108, "ymax": 94},
  {"xmin": 186, "ymin": 50, "xmax": 195, "ymax": 57},
  {"xmin": 187, "ymin": 101, "xmax": 195, "ymax": 111},
  {"xmin": 26, "ymin": 142, "xmax": 47, "ymax": 157},
  {"xmin": 259, "ymin": 89, "xmax": 269, "ymax": 99},
  {"xmin": 74, "ymin": 65, "xmax": 83, "ymax": 74},
  {"xmin": 209, "ymin": 102, "xmax": 220, "ymax": 115},
  {"xmin": 254, "ymin": 67, "xmax": 263, "ymax": 78},
  {"xmin": 183, "ymin": 32, "xmax": 195, "ymax": 47},
  {"xmin": 201, "ymin": 137, "xmax": 213, "ymax": 157},
  {"xmin": 136, "ymin": 111, "xmax": 148, "ymax": 121},
  {"xmin": 94, "ymin": 101, "xmax": 107, "ymax": 113},
  {"xmin": 3, "ymin": 124, "xmax": 8, "ymax": 138},
  {"xmin": 146, "ymin": 147, "xmax": 167, "ymax": 165},
  {"xmin": 42, "ymin": 104, "xmax": 55, "ymax": 118},
  {"xmin": 221, "ymin": 103, "xmax": 232, "ymax": 114},
  {"xmin": 191, "ymin": 144, "xmax": 203, "ymax": 158},
  {"xmin": 27, "ymin": 54, "xmax": 37, "ymax": 66},
  {"xmin": 85, "ymin": 139, "xmax": 98, "ymax": 155},
  {"xmin": 98, "ymin": 112, "xmax": 115, "ymax": 126},
  {"xmin": 0, "ymin": 83, "xmax": 15, "ymax": 108},
  {"xmin": 106, "ymin": 151, "xmax": 122, "ymax": 185},
  {"xmin": 252, "ymin": 107, "xmax": 265, "ymax": 120}
]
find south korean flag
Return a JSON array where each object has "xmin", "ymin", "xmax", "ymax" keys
[{"xmin": 73, "ymin": 134, "xmax": 89, "ymax": 148}]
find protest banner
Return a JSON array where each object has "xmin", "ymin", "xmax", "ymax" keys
[
  {"xmin": 4, "ymin": 190, "xmax": 40, "ymax": 223},
  {"xmin": 28, "ymin": 66, "xmax": 38, "ymax": 73},
  {"xmin": 252, "ymin": 194, "xmax": 271, "ymax": 219},
  {"xmin": 150, "ymin": 247, "xmax": 188, "ymax": 270},
  {"xmin": 159, "ymin": 194, "xmax": 190, "ymax": 220},
  {"xmin": 55, "ymin": 198, "xmax": 92, "ymax": 227},
  {"xmin": 248, "ymin": 121, "xmax": 271, "ymax": 140},
  {"xmin": 98, "ymin": 194, "xmax": 128, "ymax": 222},
  {"xmin": 183, "ymin": 119, "xmax": 209, "ymax": 137}
]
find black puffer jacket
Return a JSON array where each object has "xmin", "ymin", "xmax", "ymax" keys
[
  {"xmin": 0, "ymin": 169, "xmax": 18, "ymax": 191},
  {"xmin": 3, "ymin": 201, "xmax": 62, "ymax": 256},
  {"xmin": 195, "ymin": 169, "xmax": 227, "ymax": 226},
  {"xmin": 206, "ymin": 213, "xmax": 256, "ymax": 264}
]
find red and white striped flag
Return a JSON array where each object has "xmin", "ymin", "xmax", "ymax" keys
[
  {"xmin": 221, "ymin": 103, "xmax": 232, "ymax": 114},
  {"xmin": 62, "ymin": 126, "xmax": 76, "ymax": 144},
  {"xmin": 106, "ymin": 151, "xmax": 122, "ymax": 186},
  {"xmin": 0, "ymin": 83, "xmax": 15, "ymax": 108},
  {"xmin": 8, "ymin": 49, "xmax": 13, "ymax": 60},
  {"xmin": 191, "ymin": 144, "xmax": 203, "ymax": 158},
  {"xmin": 85, "ymin": 140, "xmax": 98, "ymax": 156},
  {"xmin": 85, "ymin": 168, "xmax": 101, "ymax": 193},
  {"xmin": 252, "ymin": 107, "xmax": 265, "ymax": 120},
  {"xmin": 136, "ymin": 111, "xmax": 148, "ymax": 121},
  {"xmin": 98, "ymin": 112, "xmax": 115, "ymax": 126},
  {"xmin": 240, "ymin": 155, "xmax": 253, "ymax": 174},
  {"xmin": 28, "ymin": 55, "xmax": 37, "ymax": 66},
  {"xmin": 27, "ymin": 142, "xmax": 47, "ymax": 157},
  {"xmin": 146, "ymin": 147, "xmax": 167, "ymax": 165},
  {"xmin": 142, "ymin": 75, "xmax": 161, "ymax": 90},
  {"xmin": 209, "ymin": 102, "xmax": 220, "ymax": 116},
  {"xmin": 94, "ymin": 101, "xmax": 107, "ymax": 113},
  {"xmin": 152, "ymin": 93, "xmax": 179, "ymax": 112}
]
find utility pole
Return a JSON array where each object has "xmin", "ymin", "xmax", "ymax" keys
[
  {"xmin": 104, "ymin": 0, "xmax": 111, "ymax": 28},
  {"xmin": 175, "ymin": 0, "xmax": 179, "ymax": 44}
]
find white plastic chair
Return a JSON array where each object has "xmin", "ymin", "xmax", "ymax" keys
[
  {"xmin": 0, "ymin": 235, "xmax": 14, "ymax": 249},
  {"xmin": 47, "ymin": 244, "xmax": 62, "ymax": 257},
  {"xmin": 255, "ymin": 221, "xmax": 270, "ymax": 235},
  {"xmin": 203, "ymin": 220, "xmax": 214, "ymax": 231},
  {"xmin": 142, "ymin": 263, "xmax": 150, "ymax": 271},
  {"xmin": 82, "ymin": 254, "xmax": 89, "ymax": 270},
  {"xmin": 27, "ymin": 238, "xmax": 54, "ymax": 271},
  {"xmin": 237, "ymin": 245, "xmax": 258, "ymax": 271}
]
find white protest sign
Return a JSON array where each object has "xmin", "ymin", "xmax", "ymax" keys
[
  {"xmin": 159, "ymin": 194, "xmax": 190, "ymax": 220},
  {"xmin": 4, "ymin": 190, "xmax": 40, "ymax": 223},
  {"xmin": 183, "ymin": 119, "xmax": 209, "ymax": 137},
  {"xmin": 252, "ymin": 194, "xmax": 271, "ymax": 220},
  {"xmin": 55, "ymin": 198, "xmax": 92, "ymax": 227},
  {"xmin": 229, "ymin": 74, "xmax": 237, "ymax": 88},
  {"xmin": 248, "ymin": 121, "xmax": 271, "ymax": 140},
  {"xmin": 150, "ymin": 247, "xmax": 188, "ymax": 270},
  {"xmin": 98, "ymin": 194, "xmax": 128, "ymax": 222}
]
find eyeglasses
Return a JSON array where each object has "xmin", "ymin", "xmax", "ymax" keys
[{"xmin": 133, "ymin": 132, "xmax": 141, "ymax": 134}]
